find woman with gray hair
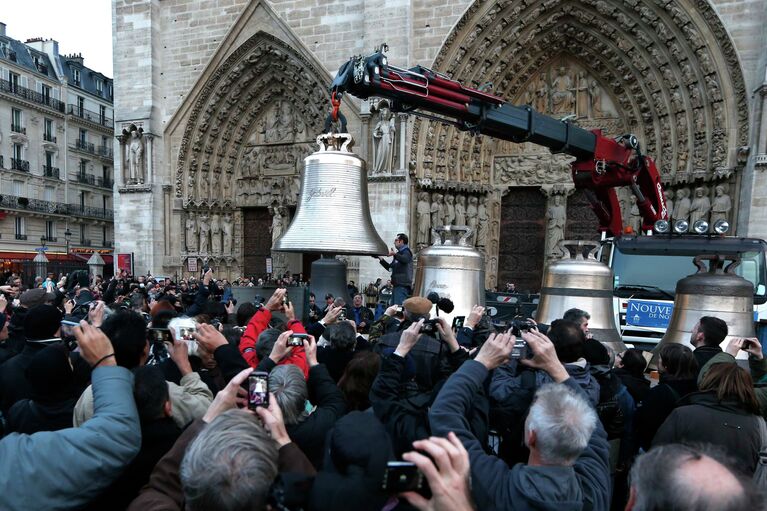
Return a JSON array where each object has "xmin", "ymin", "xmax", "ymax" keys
[{"xmin": 270, "ymin": 334, "xmax": 348, "ymax": 468}]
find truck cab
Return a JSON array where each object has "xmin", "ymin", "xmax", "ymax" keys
[{"xmin": 601, "ymin": 235, "xmax": 767, "ymax": 347}]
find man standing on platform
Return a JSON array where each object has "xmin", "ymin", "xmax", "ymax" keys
[{"xmin": 375, "ymin": 233, "xmax": 413, "ymax": 305}]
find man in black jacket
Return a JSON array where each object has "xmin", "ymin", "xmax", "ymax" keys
[
  {"xmin": 689, "ymin": 316, "xmax": 727, "ymax": 373},
  {"xmin": 429, "ymin": 329, "xmax": 610, "ymax": 511},
  {"xmin": 375, "ymin": 233, "xmax": 413, "ymax": 305}
]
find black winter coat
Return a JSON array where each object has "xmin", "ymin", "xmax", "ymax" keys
[
  {"xmin": 634, "ymin": 376, "xmax": 697, "ymax": 451},
  {"xmin": 6, "ymin": 397, "xmax": 78, "ymax": 434}
]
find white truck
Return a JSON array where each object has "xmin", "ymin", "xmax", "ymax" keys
[{"xmin": 600, "ymin": 235, "xmax": 767, "ymax": 348}]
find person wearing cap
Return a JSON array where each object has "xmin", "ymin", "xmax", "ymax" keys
[
  {"xmin": 4, "ymin": 288, "xmax": 57, "ymax": 357},
  {"xmin": 375, "ymin": 233, "xmax": 413, "ymax": 305},
  {"xmin": 0, "ymin": 304, "xmax": 64, "ymax": 414}
]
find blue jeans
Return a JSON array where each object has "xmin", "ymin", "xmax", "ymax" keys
[{"xmin": 392, "ymin": 285, "xmax": 411, "ymax": 305}]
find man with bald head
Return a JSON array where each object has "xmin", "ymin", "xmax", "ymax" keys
[{"xmin": 626, "ymin": 444, "xmax": 763, "ymax": 510}]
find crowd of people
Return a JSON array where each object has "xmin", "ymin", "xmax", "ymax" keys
[{"xmin": 0, "ymin": 262, "xmax": 764, "ymax": 511}]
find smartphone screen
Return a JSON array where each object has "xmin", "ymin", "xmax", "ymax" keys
[
  {"xmin": 452, "ymin": 316, "xmax": 466, "ymax": 330},
  {"xmin": 248, "ymin": 372, "xmax": 269, "ymax": 409},
  {"xmin": 382, "ymin": 461, "xmax": 423, "ymax": 492}
]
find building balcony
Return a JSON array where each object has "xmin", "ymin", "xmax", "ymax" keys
[
  {"xmin": 45, "ymin": 237, "xmax": 58, "ymax": 243},
  {"xmin": 15, "ymin": 234, "xmax": 27, "ymax": 240},
  {"xmin": 80, "ymin": 239, "xmax": 92, "ymax": 247},
  {"xmin": 0, "ymin": 194, "xmax": 113, "ymax": 221},
  {"xmin": 67, "ymin": 104, "xmax": 113, "ymax": 128},
  {"xmin": 43, "ymin": 132, "xmax": 57, "ymax": 143},
  {"xmin": 11, "ymin": 158, "xmax": 30, "ymax": 172},
  {"xmin": 74, "ymin": 139, "xmax": 95, "ymax": 154},
  {"xmin": 0, "ymin": 79, "xmax": 65, "ymax": 113},
  {"xmin": 43, "ymin": 166, "xmax": 60, "ymax": 179},
  {"xmin": 97, "ymin": 145, "xmax": 113, "ymax": 159},
  {"xmin": 75, "ymin": 172, "xmax": 112, "ymax": 189},
  {"xmin": 11, "ymin": 123, "xmax": 26, "ymax": 134}
]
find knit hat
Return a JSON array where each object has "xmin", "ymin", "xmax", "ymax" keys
[
  {"xmin": 403, "ymin": 296, "xmax": 432, "ymax": 316},
  {"xmin": 19, "ymin": 288, "xmax": 56, "ymax": 308},
  {"xmin": 24, "ymin": 304, "xmax": 63, "ymax": 341}
]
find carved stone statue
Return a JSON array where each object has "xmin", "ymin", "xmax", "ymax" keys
[
  {"xmin": 222, "ymin": 212, "xmax": 233, "ymax": 254},
  {"xmin": 546, "ymin": 194, "xmax": 566, "ymax": 256},
  {"xmin": 466, "ymin": 196, "xmax": 479, "ymax": 243},
  {"xmin": 476, "ymin": 196, "xmax": 489, "ymax": 247},
  {"xmin": 210, "ymin": 213, "xmax": 222, "ymax": 255},
  {"xmin": 430, "ymin": 193, "xmax": 443, "ymax": 230},
  {"xmin": 535, "ymin": 75, "xmax": 548, "ymax": 112},
  {"xmin": 270, "ymin": 204, "xmax": 288, "ymax": 244},
  {"xmin": 185, "ymin": 212, "xmax": 197, "ymax": 252},
  {"xmin": 444, "ymin": 194, "xmax": 456, "ymax": 226},
  {"xmin": 454, "ymin": 194, "xmax": 467, "ymax": 226},
  {"xmin": 124, "ymin": 126, "xmax": 145, "ymax": 184},
  {"xmin": 689, "ymin": 187, "xmax": 711, "ymax": 224},
  {"xmin": 711, "ymin": 185, "xmax": 732, "ymax": 226},
  {"xmin": 372, "ymin": 101, "xmax": 396, "ymax": 174},
  {"xmin": 263, "ymin": 100, "xmax": 296, "ymax": 144},
  {"xmin": 551, "ymin": 67, "xmax": 574, "ymax": 114},
  {"xmin": 198, "ymin": 212, "xmax": 211, "ymax": 254},
  {"xmin": 664, "ymin": 190, "xmax": 674, "ymax": 220},
  {"xmin": 416, "ymin": 192, "xmax": 431, "ymax": 246},
  {"xmin": 589, "ymin": 80, "xmax": 603, "ymax": 118},
  {"xmin": 673, "ymin": 188, "xmax": 691, "ymax": 223},
  {"xmin": 575, "ymin": 71, "xmax": 590, "ymax": 117}
]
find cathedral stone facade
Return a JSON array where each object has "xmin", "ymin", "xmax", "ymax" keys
[{"xmin": 113, "ymin": 0, "xmax": 767, "ymax": 289}]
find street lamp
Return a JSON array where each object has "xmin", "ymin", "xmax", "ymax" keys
[{"xmin": 34, "ymin": 236, "xmax": 49, "ymax": 280}]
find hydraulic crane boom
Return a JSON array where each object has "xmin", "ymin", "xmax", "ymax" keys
[{"xmin": 329, "ymin": 47, "xmax": 668, "ymax": 237}]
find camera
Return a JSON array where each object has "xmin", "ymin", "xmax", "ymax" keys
[
  {"xmin": 509, "ymin": 319, "xmax": 536, "ymax": 336},
  {"xmin": 287, "ymin": 333, "xmax": 308, "ymax": 347},
  {"xmin": 168, "ymin": 317, "xmax": 198, "ymax": 341},
  {"xmin": 420, "ymin": 318, "xmax": 439, "ymax": 336},
  {"xmin": 511, "ymin": 339, "xmax": 532, "ymax": 359},
  {"xmin": 338, "ymin": 309, "xmax": 346, "ymax": 321},
  {"xmin": 148, "ymin": 328, "xmax": 171, "ymax": 343},
  {"xmin": 382, "ymin": 461, "xmax": 423, "ymax": 492},
  {"xmin": 248, "ymin": 371, "xmax": 269, "ymax": 409}
]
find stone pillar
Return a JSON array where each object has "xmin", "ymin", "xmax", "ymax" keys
[
  {"xmin": 87, "ymin": 252, "xmax": 105, "ymax": 279},
  {"xmin": 145, "ymin": 134, "xmax": 154, "ymax": 184},
  {"xmin": 398, "ymin": 114, "xmax": 408, "ymax": 170}
]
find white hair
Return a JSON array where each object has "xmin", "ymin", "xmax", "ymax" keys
[{"xmin": 525, "ymin": 383, "xmax": 597, "ymax": 465}]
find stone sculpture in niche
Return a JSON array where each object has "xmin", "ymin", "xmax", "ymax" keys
[
  {"xmin": 416, "ymin": 192, "xmax": 431, "ymax": 247},
  {"xmin": 444, "ymin": 194, "xmax": 456, "ymax": 226},
  {"xmin": 710, "ymin": 185, "xmax": 731, "ymax": 226},
  {"xmin": 454, "ymin": 195, "xmax": 467, "ymax": 226},
  {"xmin": 122, "ymin": 125, "xmax": 145, "ymax": 185},
  {"xmin": 664, "ymin": 190, "xmax": 674, "ymax": 220},
  {"xmin": 466, "ymin": 196, "xmax": 479, "ymax": 244},
  {"xmin": 372, "ymin": 100, "xmax": 396, "ymax": 174},
  {"xmin": 476, "ymin": 196, "xmax": 489, "ymax": 248},
  {"xmin": 689, "ymin": 186, "xmax": 711, "ymax": 224},
  {"xmin": 551, "ymin": 67, "xmax": 574, "ymax": 114},
  {"xmin": 546, "ymin": 194, "xmax": 566, "ymax": 256},
  {"xmin": 198, "ymin": 212, "xmax": 210, "ymax": 254},
  {"xmin": 210, "ymin": 213, "xmax": 222, "ymax": 255},
  {"xmin": 185, "ymin": 212, "xmax": 197, "ymax": 253},
  {"xmin": 673, "ymin": 188, "xmax": 691, "ymax": 224},
  {"xmin": 270, "ymin": 203, "xmax": 289, "ymax": 245},
  {"xmin": 222, "ymin": 212, "xmax": 233, "ymax": 255}
]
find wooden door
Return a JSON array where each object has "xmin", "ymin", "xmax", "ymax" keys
[{"xmin": 498, "ymin": 188, "xmax": 547, "ymax": 293}]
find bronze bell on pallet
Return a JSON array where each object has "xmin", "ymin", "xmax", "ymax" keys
[
  {"xmin": 413, "ymin": 226, "xmax": 486, "ymax": 326},
  {"xmin": 654, "ymin": 254, "xmax": 755, "ymax": 354},
  {"xmin": 535, "ymin": 240, "xmax": 624, "ymax": 352},
  {"xmin": 274, "ymin": 132, "xmax": 387, "ymax": 255}
]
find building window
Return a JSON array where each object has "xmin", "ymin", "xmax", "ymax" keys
[
  {"xmin": 95, "ymin": 79, "xmax": 102, "ymax": 93},
  {"xmin": 103, "ymin": 195, "xmax": 109, "ymax": 209},
  {"xmin": 79, "ymin": 159, "xmax": 87, "ymax": 174},
  {"xmin": 102, "ymin": 225, "xmax": 107, "ymax": 244},
  {"xmin": 79, "ymin": 128, "xmax": 87, "ymax": 143},
  {"xmin": 45, "ymin": 151, "xmax": 54, "ymax": 168},
  {"xmin": 15, "ymin": 217, "xmax": 26, "ymax": 238},
  {"xmin": 41, "ymin": 84, "xmax": 51, "ymax": 103},
  {"xmin": 11, "ymin": 108, "xmax": 22, "ymax": 132},
  {"xmin": 72, "ymin": 68, "xmax": 80, "ymax": 85},
  {"xmin": 99, "ymin": 105, "xmax": 106, "ymax": 124},
  {"xmin": 12, "ymin": 180, "xmax": 24, "ymax": 197},
  {"xmin": 12, "ymin": 143, "xmax": 23, "ymax": 161},
  {"xmin": 46, "ymin": 221, "xmax": 55, "ymax": 240},
  {"xmin": 44, "ymin": 186, "xmax": 55, "ymax": 202},
  {"xmin": 80, "ymin": 191, "xmax": 86, "ymax": 209},
  {"xmin": 77, "ymin": 96, "xmax": 84, "ymax": 115},
  {"xmin": 8, "ymin": 71, "xmax": 19, "ymax": 90},
  {"xmin": 80, "ymin": 224, "xmax": 87, "ymax": 244},
  {"xmin": 44, "ymin": 118, "xmax": 54, "ymax": 142}
]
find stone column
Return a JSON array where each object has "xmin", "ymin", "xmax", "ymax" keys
[
  {"xmin": 398, "ymin": 114, "xmax": 408, "ymax": 170},
  {"xmin": 145, "ymin": 134, "xmax": 154, "ymax": 184},
  {"xmin": 359, "ymin": 99, "xmax": 371, "ymax": 164}
]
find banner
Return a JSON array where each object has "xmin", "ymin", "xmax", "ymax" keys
[{"xmin": 116, "ymin": 253, "xmax": 133, "ymax": 276}]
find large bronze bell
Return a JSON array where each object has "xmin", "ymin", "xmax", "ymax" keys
[
  {"xmin": 413, "ymin": 226, "xmax": 485, "ymax": 327},
  {"xmin": 655, "ymin": 254, "xmax": 755, "ymax": 353},
  {"xmin": 536, "ymin": 240, "xmax": 624, "ymax": 352},
  {"xmin": 274, "ymin": 132, "xmax": 387, "ymax": 255}
]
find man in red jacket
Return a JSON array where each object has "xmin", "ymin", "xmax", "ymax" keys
[{"xmin": 239, "ymin": 288, "xmax": 309, "ymax": 378}]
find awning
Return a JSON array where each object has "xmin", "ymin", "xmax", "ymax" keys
[{"xmin": 0, "ymin": 251, "xmax": 112, "ymax": 264}]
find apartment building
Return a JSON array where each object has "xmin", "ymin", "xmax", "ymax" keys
[{"xmin": 0, "ymin": 22, "xmax": 113, "ymax": 282}]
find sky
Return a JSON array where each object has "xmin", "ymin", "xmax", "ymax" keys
[{"xmin": 1, "ymin": 0, "xmax": 113, "ymax": 77}]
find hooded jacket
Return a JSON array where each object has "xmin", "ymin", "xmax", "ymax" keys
[{"xmin": 430, "ymin": 360, "xmax": 611, "ymax": 511}]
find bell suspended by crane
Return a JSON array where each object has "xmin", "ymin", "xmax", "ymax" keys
[
  {"xmin": 413, "ymin": 226, "xmax": 486, "ymax": 326},
  {"xmin": 274, "ymin": 132, "xmax": 387, "ymax": 255},
  {"xmin": 535, "ymin": 240, "xmax": 625, "ymax": 352},
  {"xmin": 273, "ymin": 132, "xmax": 387, "ymax": 304},
  {"xmin": 654, "ymin": 254, "xmax": 755, "ymax": 354}
]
